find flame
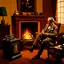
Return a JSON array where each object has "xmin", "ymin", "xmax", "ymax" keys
[{"xmin": 22, "ymin": 28, "xmax": 33, "ymax": 39}]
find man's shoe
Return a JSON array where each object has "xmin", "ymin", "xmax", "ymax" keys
[
  {"xmin": 32, "ymin": 55, "xmax": 40, "ymax": 60},
  {"xmin": 26, "ymin": 46, "xmax": 33, "ymax": 52},
  {"xmin": 28, "ymin": 47, "xmax": 33, "ymax": 52}
]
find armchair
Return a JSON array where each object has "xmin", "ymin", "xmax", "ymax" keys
[
  {"xmin": 49, "ymin": 22, "xmax": 61, "ymax": 45},
  {"xmin": 47, "ymin": 22, "xmax": 61, "ymax": 61}
]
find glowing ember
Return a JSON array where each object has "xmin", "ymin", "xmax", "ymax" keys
[{"xmin": 22, "ymin": 28, "xmax": 33, "ymax": 40}]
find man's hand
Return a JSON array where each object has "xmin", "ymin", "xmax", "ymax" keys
[{"xmin": 43, "ymin": 33, "xmax": 49, "ymax": 36}]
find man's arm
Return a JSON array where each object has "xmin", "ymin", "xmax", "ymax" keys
[
  {"xmin": 40, "ymin": 24, "xmax": 48, "ymax": 34},
  {"xmin": 44, "ymin": 24, "xmax": 58, "ymax": 36}
]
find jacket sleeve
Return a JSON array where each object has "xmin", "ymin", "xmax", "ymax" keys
[
  {"xmin": 47, "ymin": 24, "xmax": 58, "ymax": 36},
  {"xmin": 41, "ymin": 24, "xmax": 48, "ymax": 34}
]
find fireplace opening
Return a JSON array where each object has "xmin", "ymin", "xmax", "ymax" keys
[
  {"xmin": 22, "ymin": 28, "xmax": 34, "ymax": 40},
  {"xmin": 21, "ymin": 22, "xmax": 38, "ymax": 40}
]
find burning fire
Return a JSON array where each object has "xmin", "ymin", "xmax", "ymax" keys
[{"xmin": 22, "ymin": 28, "xmax": 33, "ymax": 40}]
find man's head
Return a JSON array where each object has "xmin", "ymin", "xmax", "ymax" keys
[
  {"xmin": 47, "ymin": 17, "xmax": 55, "ymax": 22},
  {"xmin": 47, "ymin": 17, "xmax": 55, "ymax": 24}
]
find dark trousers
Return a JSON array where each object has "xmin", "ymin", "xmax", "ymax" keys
[
  {"xmin": 33, "ymin": 34, "xmax": 55, "ymax": 57},
  {"xmin": 33, "ymin": 34, "xmax": 47, "ymax": 46},
  {"xmin": 37, "ymin": 41, "xmax": 49, "ymax": 56}
]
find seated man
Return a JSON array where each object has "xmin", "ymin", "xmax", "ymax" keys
[{"xmin": 27, "ymin": 17, "xmax": 58, "ymax": 59}]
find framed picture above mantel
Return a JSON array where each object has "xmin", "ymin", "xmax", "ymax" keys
[{"xmin": 17, "ymin": 0, "xmax": 36, "ymax": 15}]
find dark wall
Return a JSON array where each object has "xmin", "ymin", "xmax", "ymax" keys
[{"xmin": 40, "ymin": 0, "xmax": 53, "ymax": 31}]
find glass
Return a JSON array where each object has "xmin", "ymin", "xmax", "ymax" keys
[
  {"xmin": 58, "ymin": 8, "xmax": 61, "ymax": 12},
  {"xmin": 58, "ymin": 3, "xmax": 60, "ymax": 7},
  {"xmin": 61, "ymin": 2, "xmax": 64, "ymax": 7},
  {"xmin": 61, "ymin": 8, "xmax": 64, "ymax": 12}
]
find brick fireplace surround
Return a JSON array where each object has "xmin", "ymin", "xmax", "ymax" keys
[{"xmin": 11, "ymin": 15, "xmax": 44, "ymax": 39}]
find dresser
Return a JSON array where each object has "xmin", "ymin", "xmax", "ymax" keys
[{"xmin": 0, "ymin": 25, "xmax": 10, "ymax": 48}]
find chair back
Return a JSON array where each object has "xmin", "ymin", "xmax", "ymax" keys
[
  {"xmin": 54, "ymin": 22, "xmax": 61, "ymax": 45},
  {"xmin": 54, "ymin": 22, "xmax": 61, "ymax": 36}
]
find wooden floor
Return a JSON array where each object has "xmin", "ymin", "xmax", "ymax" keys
[{"xmin": 0, "ymin": 49, "xmax": 64, "ymax": 64}]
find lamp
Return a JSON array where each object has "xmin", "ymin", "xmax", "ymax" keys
[{"xmin": 0, "ymin": 7, "xmax": 7, "ymax": 25}]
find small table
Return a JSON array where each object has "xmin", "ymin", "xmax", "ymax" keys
[{"xmin": 48, "ymin": 45, "xmax": 64, "ymax": 62}]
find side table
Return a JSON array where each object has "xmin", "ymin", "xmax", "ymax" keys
[{"xmin": 48, "ymin": 45, "xmax": 64, "ymax": 62}]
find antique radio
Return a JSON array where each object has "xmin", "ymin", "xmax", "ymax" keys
[{"xmin": 2, "ymin": 35, "xmax": 22, "ymax": 60}]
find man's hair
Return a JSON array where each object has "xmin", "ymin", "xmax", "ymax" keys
[{"xmin": 47, "ymin": 17, "xmax": 55, "ymax": 22}]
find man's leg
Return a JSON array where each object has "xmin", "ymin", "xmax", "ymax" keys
[
  {"xmin": 32, "ymin": 34, "xmax": 46, "ymax": 47},
  {"xmin": 27, "ymin": 34, "xmax": 41, "ymax": 52},
  {"xmin": 27, "ymin": 34, "xmax": 46, "ymax": 52},
  {"xmin": 32, "ymin": 41, "xmax": 46, "ymax": 59},
  {"xmin": 32, "ymin": 38, "xmax": 51, "ymax": 60},
  {"xmin": 33, "ymin": 34, "xmax": 41, "ymax": 46}
]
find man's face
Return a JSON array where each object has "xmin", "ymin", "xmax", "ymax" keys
[{"xmin": 47, "ymin": 20, "xmax": 52, "ymax": 24}]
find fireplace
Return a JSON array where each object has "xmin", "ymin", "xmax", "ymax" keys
[
  {"xmin": 12, "ymin": 15, "xmax": 44, "ymax": 40},
  {"xmin": 20, "ymin": 21, "xmax": 40, "ymax": 40},
  {"xmin": 21, "ymin": 22, "xmax": 38, "ymax": 39}
]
